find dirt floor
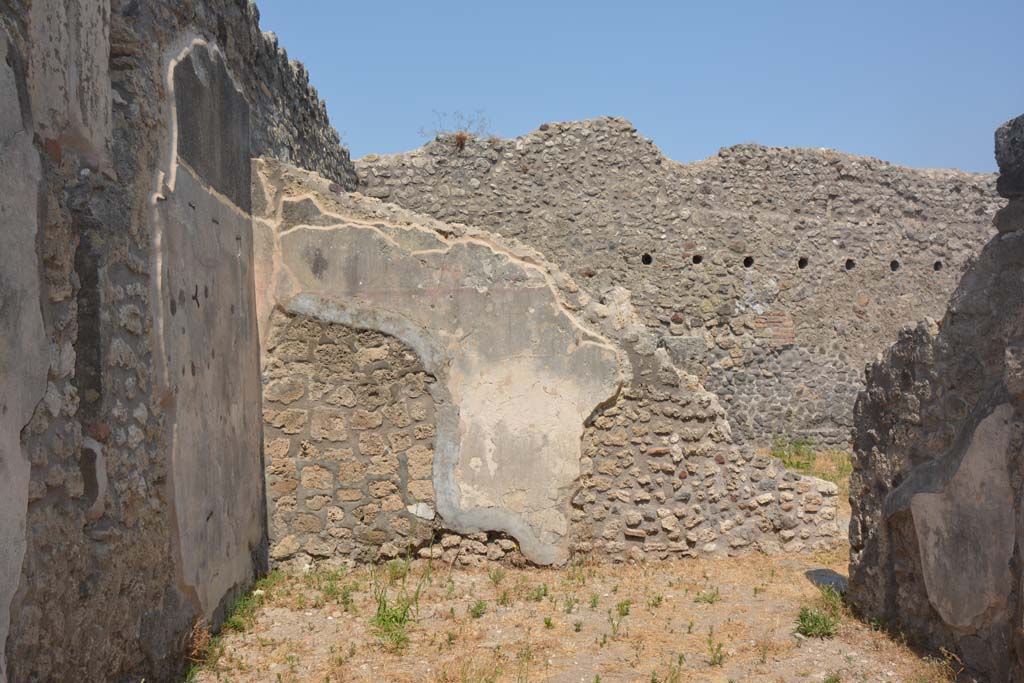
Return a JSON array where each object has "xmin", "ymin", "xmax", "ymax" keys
[{"xmin": 189, "ymin": 543, "xmax": 959, "ymax": 683}]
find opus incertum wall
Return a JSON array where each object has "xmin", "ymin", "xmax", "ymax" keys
[
  {"xmin": 357, "ymin": 119, "xmax": 1000, "ymax": 448},
  {"xmin": 253, "ymin": 159, "xmax": 842, "ymax": 567},
  {"xmin": 0, "ymin": 1, "xmax": 354, "ymax": 679}
]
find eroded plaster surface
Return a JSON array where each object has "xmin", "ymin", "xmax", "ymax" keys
[
  {"xmin": 849, "ymin": 114, "xmax": 1024, "ymax": 682},
  {"xmin": 152, "ymin": 42, "xmax": 264, "ymax": 618},
  {"xmin": 27, "ymin": 0, "xmax": 111, "ymax": 166},
  {"xmin": 0, "ymin": 31, "xmax": 47, "ymax": 683},
  {"xmin": 254, "ymin": 160, "xmax": 623, "ymax": 564},
  {"xmin": 910, "ymin": 404, "xmax": 1016, "ymax": 630}
]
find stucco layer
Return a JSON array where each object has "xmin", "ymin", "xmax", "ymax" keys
[
  {"xmin": 27, "ymin": 0, "xmax": 112, "ymax": 166},
  {"xmin": 3, "ymin": 1, "xmax": 355, "ymax": 679},
  {"xmin": 0, "ymin": 31, "xmax": 48, "ymax": 683},
  {"xmin": 253, "ymin": 159, "xmax": 623, "ymax": 565},
  {"xmin": 910, "ymin": 404, "xmax": 1015, "ymax": 631},
  {"xmin": 152, "ymin": 42, "xmax": 264, "ymax": 620}
]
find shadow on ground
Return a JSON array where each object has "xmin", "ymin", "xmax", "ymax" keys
[{"xmin": 805, "ymin": 568, "xmax": 848, "ymax": 593}]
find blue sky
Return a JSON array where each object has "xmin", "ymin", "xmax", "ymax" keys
[{"xmin": 256, "ymin": 0, "xmax": 1022, "ymax": 172}]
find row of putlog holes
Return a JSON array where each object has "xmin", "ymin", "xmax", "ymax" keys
[{"xmin": 639, "ymin": 253, "xmax": 944, "ymax": 272}]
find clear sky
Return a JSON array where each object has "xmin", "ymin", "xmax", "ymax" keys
[{"xmin": 255, "ymin": 0, "xmax": 1022, "ymax": 172}]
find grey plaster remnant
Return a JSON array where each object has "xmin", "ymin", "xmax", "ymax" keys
[
  {"xmin": 0, "ymin": 30, "xmax": 47, "ymax": 683},
  {"xmin": 152, "ymin": 41, "xmax": 264, "ymax": 619},
  {"xmin": 910, "ymin": 404, "xmax": 1015, "ymax": 630},
  {"xmin": 27, "ymin": 0, "xmax": 112, "ymax": 168},
  {"xmin": 173, "ymin": 44, "xmax": 252, "ymax": 213},
  {"xmin": 849, "ymin": 114, "xmax": 1024, "ymax": 683},
  {"xmin": 254, "ymin": 160, "xmax": 623, "ymax": 565}
]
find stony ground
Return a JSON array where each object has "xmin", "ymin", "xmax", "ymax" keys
[{"xmin": 189, "ymin": 542, "xmax": 959, "ymax": 683}]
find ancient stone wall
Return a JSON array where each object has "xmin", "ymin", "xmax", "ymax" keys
[
  {"xmin": 262, "ymin": 311, "xmax": 441, "ymax": 565},
  {"xmin": 576, "ymin": 379, "xmax": 840, "ymax": 560},
  {"xmin": 356, "ymin": 119, "xmax": 999, "ymax": 447},
  {"xmin": 848, "ymin": 114, "xmax": 1024, "ymax": 683},
  {"xmin": 0, "ymin": 1, "xmax": 354, "ymax": 681},
  {"xmin": 252, "ymin": 159, "xmax": 624, "ymax": 565},
  {"xmin": 253, "ymin": 158, "xmax": 841, "ymax": 567}
]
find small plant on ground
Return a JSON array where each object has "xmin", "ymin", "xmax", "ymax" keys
[
  {"xmin": 386, "ymin": 558, "xmax": 409, "ymax": 585},
  {"xmin": 797, "ymin": 584, "xmax": 843, "ymax": 638},
  {"xmin": 369, "ymin": 556, "xmax": 426, "ymax": 652},
  {"xmin": 616, "ymin": 599, "xmax": 631, "ymax": 617},
  {"xmin": 608, "ymin": 609, "xmax": 625, "ymax": 638},
  {"xmin": 564, "ymin": 596, "xmax": 579, "ymax": 614},
  {"xmin": 567, "ymin": 560, "xmax": 588, "ymax": 586},
  {"xmin": 469, "ymin": 600, "xmax": 487, "ymax": 619},
  {"xmin": 371, "ymin": 583, "xmax": 413, "ymax": 651},
  {"xmin": 694, "ymin": 587, "xmax": 721, "ymax": 605},
  {"xmin": 543, "ymin": 616, "xmax": 554, "ymax": 629},
  {"xmin": 498, "ymin": 590, "xmax": 510, "ymax": 607},
  {"xmin": 823, "ymin": 674, "xmax": 842, "ymax": 683},
  {"xmin": 820, "ymin": 585, "xmax": 844, "ymax": 614},
  {"xmin": 756, "ymin": 633, "xmax": 772, "ymax": 664},
  {"xmin": 516, "ymin": 643, "xmax": 534, "ymax": 683},
  {"xmin": 771, "ymin": 435, "xmax": 816, "ymax": 471},
  {"xmin": 573, "ymin": 620, "xmax": 583, "ymax": 632},
  {"xmin": 488, "ymin": 567, "xmax": 506, "ymax": 588},
  {"xmin": 529, "ymin": 583, "xmax": 549, "ymax": 602},
  {"xmin": 650, "ymin": 654, "xmax": 684, "ymax": 683},
  {"xmin": 796, "ymin": 607, "xmax": 839, "ymax": 638},
  {"xmin": 184, "ymin": 619, "xmax": 224, "ymax": 681},
  {"xmin": 707, "ymin": 627, "xmax": 726, "ymax": 666},
  {"xmin": 221, "ymin": 594, "xmax": 259, "ymax": 633},
  {"xmin": 589, "ymin": 593, "xmax": 599, "ymax": 609}
]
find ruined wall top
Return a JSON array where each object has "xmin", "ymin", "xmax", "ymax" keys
[
  {"xmin": 994, "ymin": 114, "xmax": 1024, "ymax": 235},
  {"xmin": 357, "ymin": 117, "xmax": 1000, "ymax": 447}
]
